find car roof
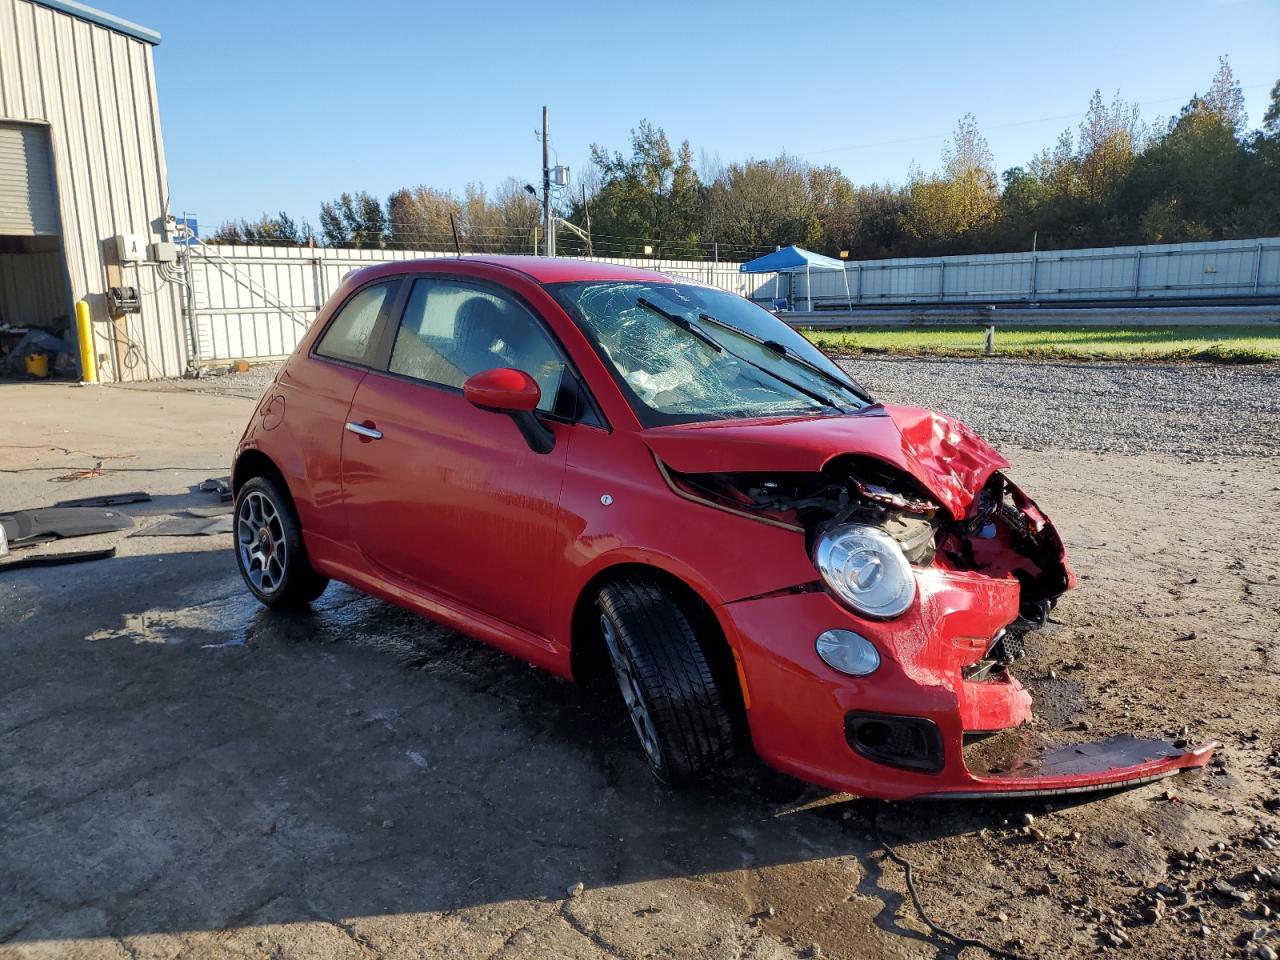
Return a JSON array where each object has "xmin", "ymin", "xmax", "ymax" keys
[{"xmin": 405, "ymin": 255, "xmax": 680, "ymax": 285}]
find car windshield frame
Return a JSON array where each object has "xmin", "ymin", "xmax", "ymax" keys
[{"xmin": 547, "ymin": 279, "xmax": 873, "ymax": 428}]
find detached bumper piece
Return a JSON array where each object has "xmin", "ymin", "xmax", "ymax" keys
[{"xmin": 918, "ymin": 733, "xmax": 1219, "ymax": 800}]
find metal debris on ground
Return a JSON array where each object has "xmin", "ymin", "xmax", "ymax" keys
[
  {"xmin": 187, "ymin": 504, "xmax": 233, "ymax": 518},
  {"xmin": 0, "ymin": 507, "xmax": 135, "ymax": 547},
  {"xmin": 133, "ymin": 515, "xmax": 233, "ymax": 538},
  {"xmin": 49, "ymin": 453, "xmax": 138, "ymax": 483},
  {"xmin": 198, "ymin": 477, "xmax": 233, "ymax": 502},
  {"xmin": 53, "ymin": 462, "xmax": 108, "ymax": 482},
  {"xmin": 53, "ymin": 491, "xmax": 152, "ymax": 508},
  {"xmin": 0, "ymin": 546, "xmax": 117, "ymax": 573}
]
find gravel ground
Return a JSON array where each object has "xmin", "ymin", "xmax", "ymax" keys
[
  {"xmin": 148, "ymin": 356, "xmax": 1280, "ymax": 460},
  {"xmin": 840, "ymin": 356, "xmax": 1280, "ymax": 459},
  {"xmin": 3, "ymin": 378, "xmax": 1278, "ymax": 959}
]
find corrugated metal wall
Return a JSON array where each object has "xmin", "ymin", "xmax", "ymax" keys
[
  {"xmin": 0, "ymin": 0, "xmax": 185, "ymax": 381},
  {"xmin": 0, "ymin": 122, "xmax": 59, "ymax": 234},
  {"xmin": 798, "ymin": 237, "xmax": 1280, "ymax": 307}
]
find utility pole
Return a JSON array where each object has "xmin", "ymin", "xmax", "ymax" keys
[
  {"xmin": 582, "ymin": 183, "xmax": 593, "ymax": 257},
  {"xmin": 542, "ymin": 106, "xmax": 554, "ymax": 257}
]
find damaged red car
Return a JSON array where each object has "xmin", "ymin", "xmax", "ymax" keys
[{"xmin": 232, "ymin": 256, "xmax": 1213, "ymax": 800}]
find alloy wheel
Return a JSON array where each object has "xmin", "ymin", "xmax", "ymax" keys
[
  {"xmin": 237, "ymin": 490, "xmax": 288, "ymax": 594},
  {"xmin": 600, "ymin": 612, "xmax": 663, "ymax": 769}
]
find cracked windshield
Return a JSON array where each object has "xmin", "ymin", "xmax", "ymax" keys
[{"xmin": 551, "ymin": 281, "xmax": 869, "ymax": 424}]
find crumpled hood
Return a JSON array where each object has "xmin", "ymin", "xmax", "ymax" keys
[{"xmin": 641, "ymin": 404, "xmax": 1009, "ymax": 520}]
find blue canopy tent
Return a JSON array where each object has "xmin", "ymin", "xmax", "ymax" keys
[{"xmin": 739, "ymin": 245, "xmax": 852, "ymax": 312}]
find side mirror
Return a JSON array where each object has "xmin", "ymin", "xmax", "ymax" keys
[
  {"xmin": 463, "ymin": 368, "xmax": 555, "ymax": 455},
  {"xmin": 463, "ymin": 367, "xmax": 540, "ymax": 413}
]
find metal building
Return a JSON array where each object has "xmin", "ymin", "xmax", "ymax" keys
[{"xmin": 0, "ymin": 0, "xmax": 185, "ymax": 381}]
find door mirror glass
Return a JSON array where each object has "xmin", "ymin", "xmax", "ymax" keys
[{"xmin": 463, "ymin": 367, "xmax": 541, "ymax": 413}]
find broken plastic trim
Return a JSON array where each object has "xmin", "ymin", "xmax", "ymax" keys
[{"xmin": 920, "ymin": 737, "xmax": 1219, "ymax": 799}]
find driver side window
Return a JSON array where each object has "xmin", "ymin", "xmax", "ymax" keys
[{"xmin": 387, "ymin": 279, "xmax": 567, "ymax": 414}]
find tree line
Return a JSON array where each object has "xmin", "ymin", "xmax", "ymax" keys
[{"xmin": 211, "ymin": 58, "xmax": 1280, "ymax": 261}]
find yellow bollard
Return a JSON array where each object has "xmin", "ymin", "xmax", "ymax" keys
[{"xmin": 75, "ymin": 300, "xmax": 97, "ymax": 384}]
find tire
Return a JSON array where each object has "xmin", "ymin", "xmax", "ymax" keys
[
  {"xmin": 233, "ymin": 475, "xmax": 328, "ymax": 609},
  {"xmin": 596, "ymin": 579, "xmax": 736, "ymax": 785}
]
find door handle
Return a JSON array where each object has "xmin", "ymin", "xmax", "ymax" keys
[{"xmin": 345, "ymin": 421, "xmax": 383, "ymax": 441}]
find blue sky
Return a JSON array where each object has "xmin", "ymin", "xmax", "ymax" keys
[{"xmin": 106, "ymin": 0, "xmax": 1280, "ymax": 232}]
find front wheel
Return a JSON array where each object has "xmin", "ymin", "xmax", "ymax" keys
[
  {"xmin": 596, "ymin": 579, "xmax": 736, "ymax": 785},
  {"xmin": 234, "ymin": 475, "xmax": 328, "ymax": 608}
]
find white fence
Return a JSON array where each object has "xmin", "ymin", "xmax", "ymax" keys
[
  {"xmin": 186, "ymin": 237, "xmax": 1280, "ymax": 365},
  {"xmin": 186, "ymin": 245, "xmax": 764, "ymax": 363},
  {"xmin": 795, "ymin": 237, "xmax": 1280, "ymax": 309}
]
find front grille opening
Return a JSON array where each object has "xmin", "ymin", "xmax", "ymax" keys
[{"xmin": 845, "ymin": 711, "xmax": 944, "ymax": 773}]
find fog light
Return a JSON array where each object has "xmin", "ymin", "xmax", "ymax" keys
[{"xmin": 815, "ymin": 629, "xmax": 880, "ymax": 676}]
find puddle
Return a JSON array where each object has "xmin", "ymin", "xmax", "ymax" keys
[
  {"xmin": 83, "ymin": 583, "xmax": 446, "ymax": 652},
  {"xmin": 87, "ymin": 592, "xmax": 261, "ymax": 646}
]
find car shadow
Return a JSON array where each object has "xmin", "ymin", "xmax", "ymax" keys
[{"xmin": 0, "ymin": 545, "xmax": 1116, "ymax": 952}]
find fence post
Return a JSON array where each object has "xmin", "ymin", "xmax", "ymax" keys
[
  {"xmin": 938, "ymin": 260, "xmax": 945, "ymax": 302},
  {"xmin": 1253, "ymin": 242, "xmax": 1263, "ymax": 294},
  {"xmin": 311, "ymin": 255, "xmax": 323, "ymax": 324},
  {"xmin": 1133, "ymin": 250, "xmax": 1143, "ymax": 297}
]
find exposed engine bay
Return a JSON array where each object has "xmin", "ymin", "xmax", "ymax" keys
[{"xmin": 667, "ymin": 455, "xmax": 1075, "ymax": 675}]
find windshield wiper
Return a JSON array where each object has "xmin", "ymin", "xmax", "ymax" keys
[
  {"xmin": 697, "ymin": 312, "xmax": 872, "ymax": 403},
  {"xmin": 640, "ymin": 297, "xmax": 841, "ymax": 409},
  {"xmin": 635, "ymin": 298, "xmax": 722, "ymax": 353},
  {"xmin": 635, "ymin": 295, "xmax": 842, "ymax": 411}
]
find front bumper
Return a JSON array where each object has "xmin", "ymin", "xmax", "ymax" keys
[{"xmin": 720, "ymin": 570, "xmax": 1214, "ymax": 800}]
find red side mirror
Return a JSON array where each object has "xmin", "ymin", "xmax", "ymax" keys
[{"xmin": 463, "ymin": 368, "xmax": 541, "ymax": 413}]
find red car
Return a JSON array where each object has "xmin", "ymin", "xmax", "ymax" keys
[{"xmin": 232, "ymin": 256, "xmax": 1212, "ymax": 800}]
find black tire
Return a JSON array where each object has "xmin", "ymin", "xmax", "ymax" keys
[
  {"xmin": 596, "ymin": 578, "xmax": 736, "ymax": 785},
  {"xmin": 233, "ymin": 475, "xmax": 328, "ymax": 609}
]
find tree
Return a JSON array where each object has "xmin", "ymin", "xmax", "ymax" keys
[
  {"xmin": 1119, "ymin": 64, "xmax": 1250, "ymax": 243},
  {"xmin": 1078, "ymin": 90, "xmax": 1144, "ymax": 205},
  {"xmin": 319, "ymin": 192, "xmax": 386, "ymax": 248},
  {"xmin": 490, "ymin": 178, "xmax": 542, "ymax": 253},
  {"xmin": 386, "ymin": 186, "xmax": 460, "ymax": 250},
  {"xmin": 209, "ymin": 211, "xmax": 308, "ymax": 246},
  {"xmin": 275, "ymin": 78, "xmax": 1276, "ymax": 260},
  {"xmin": 1262, "ymin": 78, "xmax": 1280, "ymax": 139},
  {"xmin": 706, "ymin": 155, "xmax": 813, "ymax": 252},
  {"xmin": 1202, "ymin": 56, "xmax": 1247, "ymax": 136},
  {"xmin": 900, "ymin": 114, "xmax": 999, "ymax": 252},
  {"xmin": 580, "ymin": 120, "xmax": 704, "ymax": 257}
]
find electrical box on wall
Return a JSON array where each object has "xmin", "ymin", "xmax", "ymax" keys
[
  {"xmin": 147, "ymin": 241, "xmax": 177, "ymax": 263},
  {"xmin": 115, "ymin": 233, "xmax": 144, "ymax": 262}
]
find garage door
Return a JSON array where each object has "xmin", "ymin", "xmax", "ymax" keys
[{"xmin": 0, "ymin": 123, "xmax": 59, "ymax": 236}]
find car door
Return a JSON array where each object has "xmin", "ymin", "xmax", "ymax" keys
[
  {"xmin": 281, "ymin": 276, "xmax": 404, "ymax": 544},
  {"xmin": 340, "ymin": 276, "xmax": 576, "ymax": 638}
]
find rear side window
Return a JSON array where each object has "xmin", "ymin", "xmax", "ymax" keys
[
  {"xmin": 315, "ymin": 281, "xmax": 396, "ymax": 365},
  {"xmin": 388, "ymin": 278, "xmax": 567, "ymax": 414}
]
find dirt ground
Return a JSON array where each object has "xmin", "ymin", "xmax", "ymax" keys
[{"xmin": 2, "ymin": 376, "xmax": 1278, "ymax": 960}]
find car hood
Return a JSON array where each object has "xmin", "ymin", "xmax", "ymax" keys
[{"xmin": 641, "ymin": 404, "xmax": 1009, "ymax": 520}]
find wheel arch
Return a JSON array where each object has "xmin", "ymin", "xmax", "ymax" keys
[
  {"xmin": 232, "ymin": 447, "xmax": 288, "ymax": 497},
  {"xmin": 569, "ymin": 562, "xmax": 749, "ymax": 739}
]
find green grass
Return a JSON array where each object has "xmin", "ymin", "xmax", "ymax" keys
[{"xmin": 803, "ymin": 324, "xmax": 1280, "ymax": 363}]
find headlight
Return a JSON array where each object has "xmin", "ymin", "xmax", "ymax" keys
[
  {"xmin": 815, "ymin": 629, "xmax": 880, "ymax": 676},
  {"xmin": 814, "ymin": 523, "xmax": 916, "ymax": 618}
]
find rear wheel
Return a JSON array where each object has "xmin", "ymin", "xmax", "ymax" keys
[
  {"xmin": 596, "ymin": 579, "xmax": 736, "ymax": 785},
  {"xmin": 234, "ymin": 475, "xmax": 328, "ymax": 608}
]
